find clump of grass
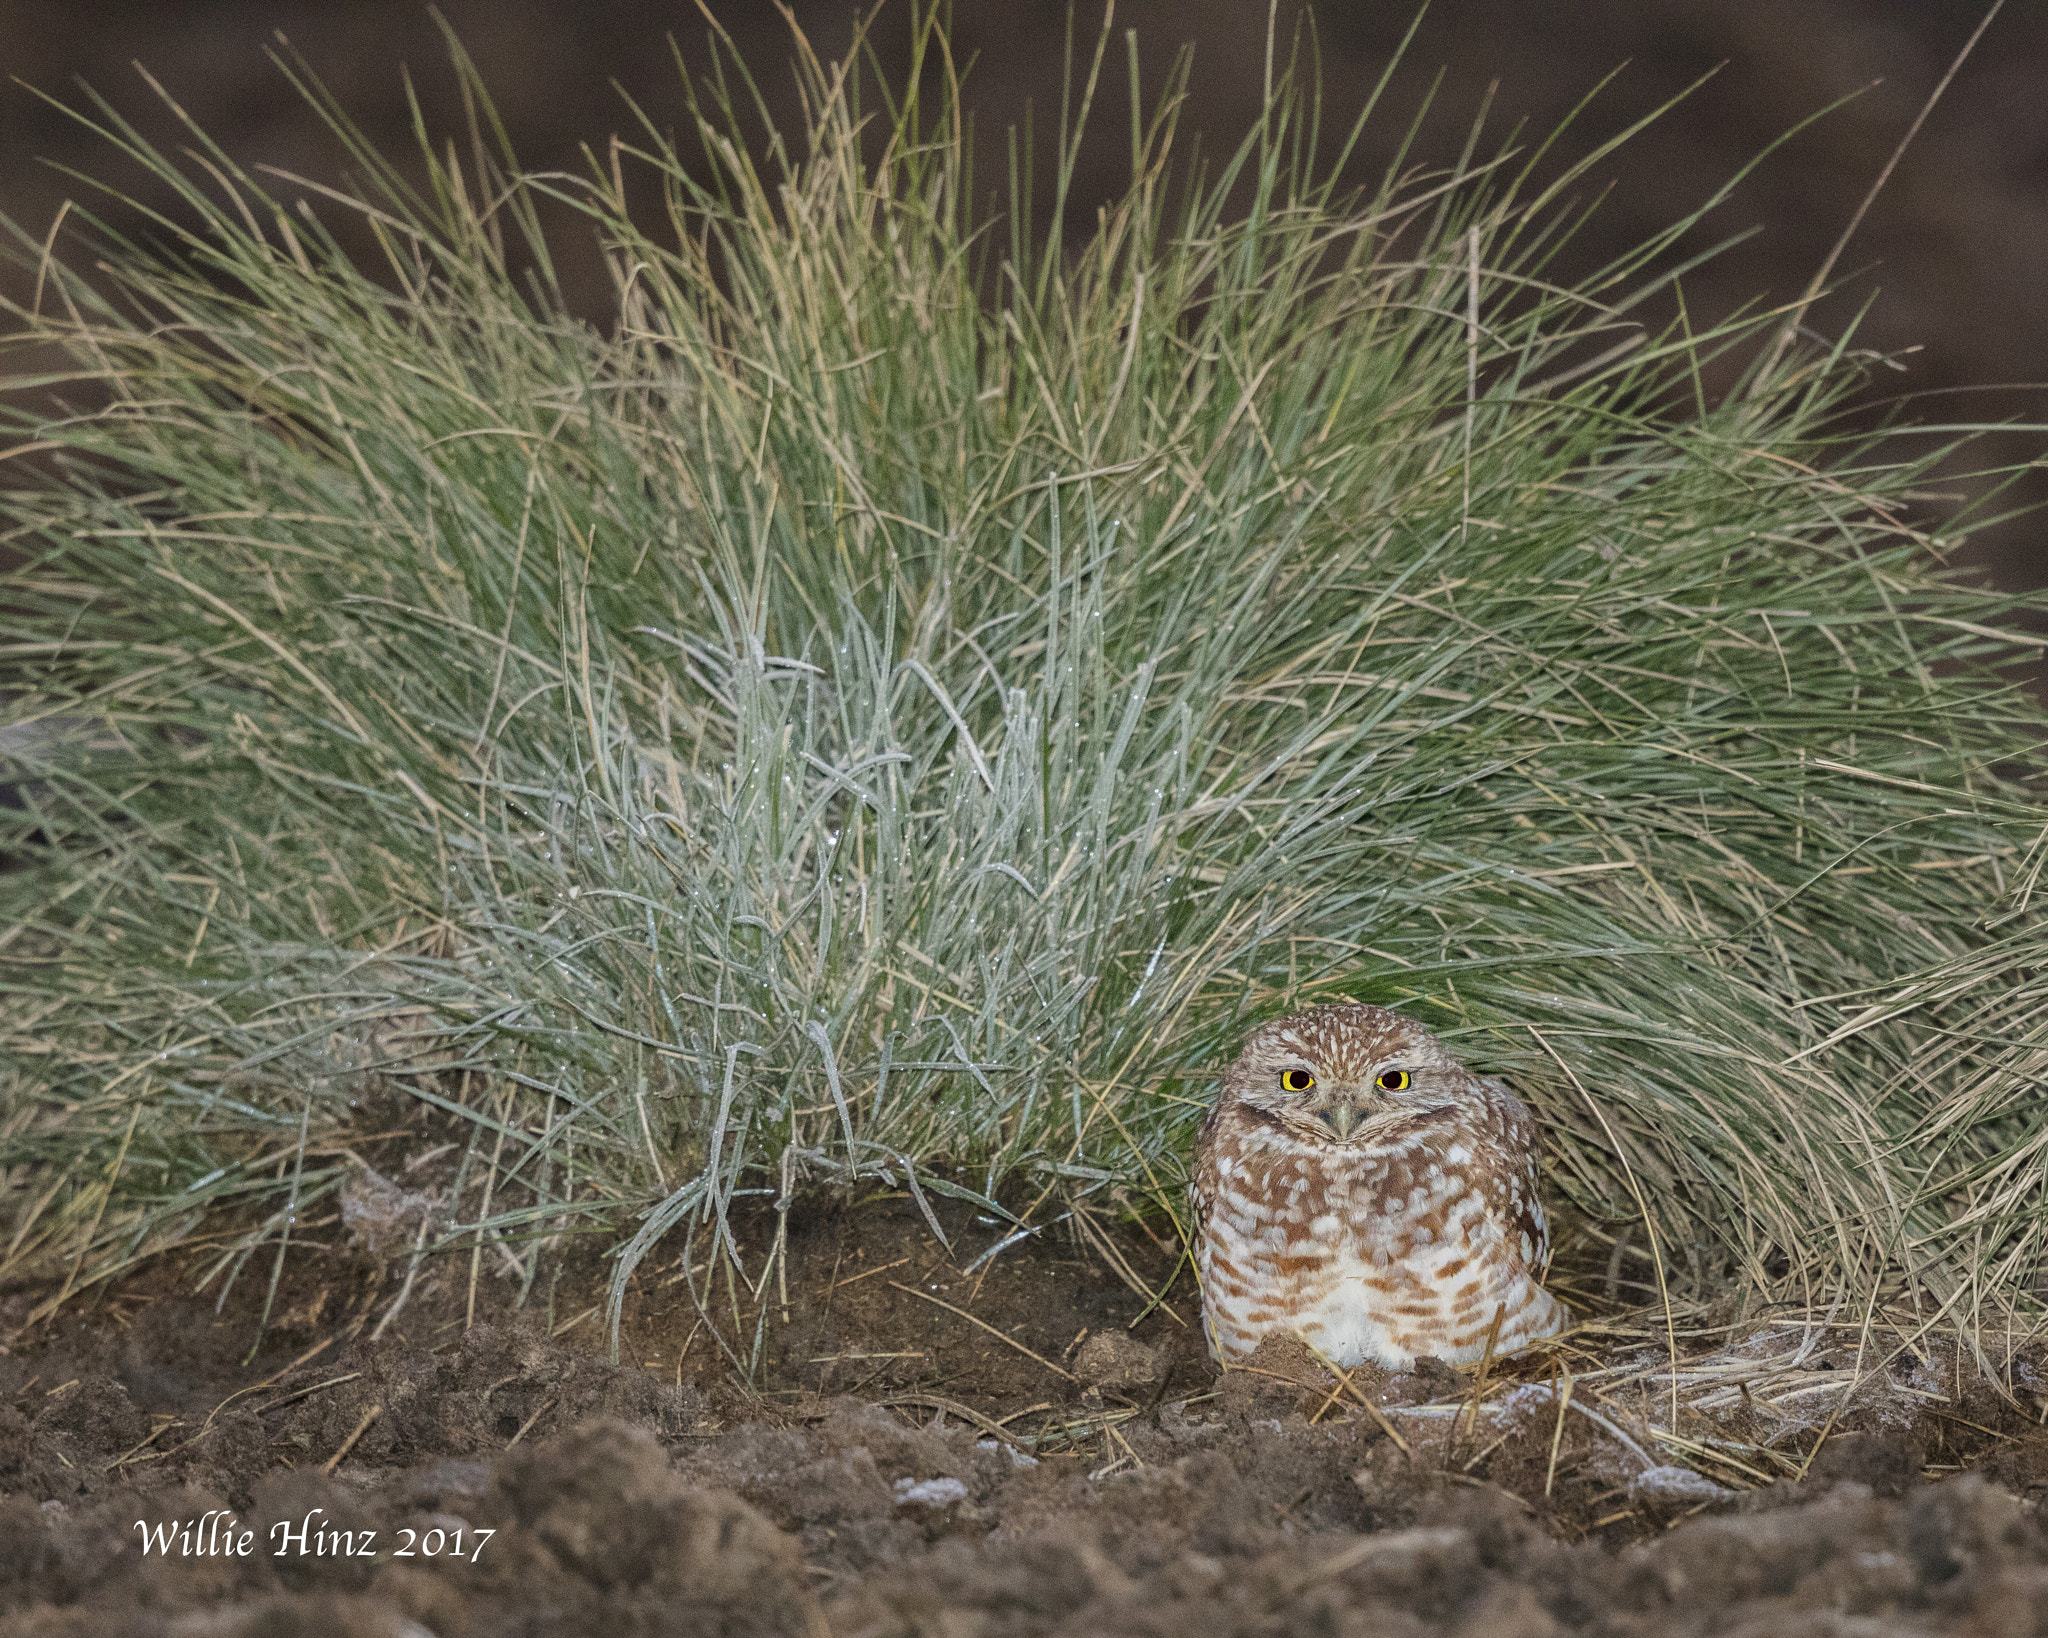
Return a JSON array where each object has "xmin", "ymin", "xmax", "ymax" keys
[{"xmin": 3, "ymin": 9, "xmax": 2044, "ymax": 1352}]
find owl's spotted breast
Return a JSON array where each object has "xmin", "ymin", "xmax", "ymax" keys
[{"xmin": 1191, "ymin": 1003, "xmax": 1568, "ymax": 1370}]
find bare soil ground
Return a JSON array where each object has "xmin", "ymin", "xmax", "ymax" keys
[{"xmin": 2, "ymin": 1191, "xmax": 2046, "ymax": 1637}]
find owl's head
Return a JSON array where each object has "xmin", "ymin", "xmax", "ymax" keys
[{"xmin": 1226, "ymin": 1003, "xmax": 1467, "ymax": 1144}]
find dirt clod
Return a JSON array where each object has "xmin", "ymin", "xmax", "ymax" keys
[
  {"xmin": 339, "ymin": 1167, "xmax": 438, "ymax": 1260},
  {"xmin": 1808, "ymin": 1429, "xmax": 1925, "ymax": 1498},
  {"xmin": 1072, "ymin": 1332, "xmax": 1157, "ymax": 1393}
]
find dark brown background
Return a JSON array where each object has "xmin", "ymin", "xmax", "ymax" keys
[{"xmin": 2, "ymin": 1, "xmax": 2043, "ymax": 586}]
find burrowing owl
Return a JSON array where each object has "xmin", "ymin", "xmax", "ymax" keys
[{"xmin": 1192, "ymin": 1003, "xmax": 1568, "ymax": 1370}]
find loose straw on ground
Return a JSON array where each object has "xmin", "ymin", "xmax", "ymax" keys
[
  {"xmin": 506, "ymin": 1397, "xmax": 556, "ymax": 1448},
  {"xmin": 1462, "ymin": 1305, "xmax": 1507, "ymax": 1440},
  {"xmin": 323, "ymin": 1404, "xmax": 382, "ymax": 1474},
  {"xmin": 889, "ymin": 1282, "xmax": 1078, "ymax": 1382},
  {"xmin": 175, "ymin": 1334, "xmax": 339, "ymax": 1457},
  {"xmin": 878, "ymin": 1391, "xmax": 1032, "ymax": 1453},
  {"xmin": 1545, "ymin": 1372, "xmax": 1575, "ymax": 1497},
  {"xmin": 1295, "ymin": 1341, "xmax": 1413, "ymax": 1455}
]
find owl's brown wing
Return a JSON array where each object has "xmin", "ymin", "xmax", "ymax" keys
[
  {"xmin": 1513, "ymin": 1150, "xmax": 1552, "ymax": 1276},
  {"xmin": 1187, "ymin": 1096, "xmax": 1225, "ymax": 1249},
  {"xmin": 1482, "ymin": 1076, "xmax": 1552, "ymax": 1274}
]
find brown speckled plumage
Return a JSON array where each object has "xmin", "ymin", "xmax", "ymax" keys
[{"xmin": 1191, "ymin": 1003, "xmax": 1568, "ymax": 1369}]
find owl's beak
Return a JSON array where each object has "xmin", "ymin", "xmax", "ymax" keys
[{"xmin": 1320, "ymin": 1103, "xmax": 1362, "ymax": 1140}]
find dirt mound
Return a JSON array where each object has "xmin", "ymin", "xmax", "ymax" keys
[
  {"xmin": 2, "ymin": 1368, "xmax": 2045, "ymax": 1636},
  {"xmin": 832, "ymin": 1471, "xmax": 2048, "ymax": 1637},
  {"xmin": 0, "ymin": 1312, "xmax": 714, "ymax": 1517},
  {"xmin": 0, "ymin": 1418, "xmax": 819, "ymax": 1638},
  {"xmin": 1, "ymin": 1197, "xmax": 2044, "ymax": 1634}
]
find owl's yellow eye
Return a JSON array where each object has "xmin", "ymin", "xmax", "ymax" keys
[
  {"xmin": 1280, "ymin": 1068, "xmax": 1316, "ymax": 1093},
  {"xmin": 1376, "ymin": 1069, "xmax": 1411, "ymax": 1092}
]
